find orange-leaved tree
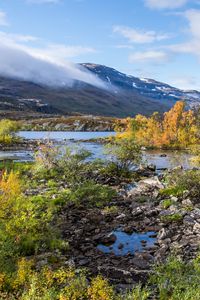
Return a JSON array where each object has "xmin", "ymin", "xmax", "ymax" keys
[{"xmin": 118, "ymin": 101, "xmax": 199, "ymax": 148}]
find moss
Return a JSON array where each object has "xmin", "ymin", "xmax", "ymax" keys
[
  {"xmin": 161, "ymin": 213, "xmax": 183, "ymax": 223},
  {"xmin": 161, "ymin": 199, "xmax": 176, "ymax": 209},
  {"xmin": 159, "ymin": 186, "xmax": 184, "ymax": 197},
  {"xmin": 102, "ymin": 206, "xmax": 118, "ymax": 215}
]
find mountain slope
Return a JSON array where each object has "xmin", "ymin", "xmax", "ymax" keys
[{"xmin": 0, "ymin": 63, "xmax": 199, "ymax": 118}]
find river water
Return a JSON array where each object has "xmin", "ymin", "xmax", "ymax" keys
[{"xmin": 0, "ymin": 131, "xmax": 196, "ymax": 170}]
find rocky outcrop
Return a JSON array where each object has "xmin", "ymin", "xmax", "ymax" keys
[{"xmin": 21, "ymin": 116, "xmax": 124, "ymax": 132}]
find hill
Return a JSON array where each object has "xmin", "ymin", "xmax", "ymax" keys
[{"xmin": 0, "ymin": 63, "xmax": 199, "ymax": 118}]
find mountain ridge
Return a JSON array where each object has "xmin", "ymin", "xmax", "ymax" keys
[{"xmin": 0, "ymin": 63, "xmax": 199, "ymax": 118}]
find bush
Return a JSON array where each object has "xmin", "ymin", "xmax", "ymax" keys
[
  {"xmin": 163, "ymin": 169, "xmax": 200, "ymax": 200},
  {"xmin": 87, "ymin": 276, "xmax": 115, "ymax": 300},
  {"xmin": 119, "ymin": 285, "xmax": 150, "ymax": 300},
  {"xmin": 150, "ymin": 256, "xmax": 200, "ymax": 300},
  {"xmin": 105, "ymin": 138, "xmax": 142, "ymax": 176},
  {"xmin": 0, "ymin": 119, "xmax": 19, "ymax": 144},
  {"xmin": 33, "ymin": 144, "xmax": 92, "ymax": 185},
  {"xmin": 0, "ymin": 171, "xmax": 60, "ymax": 273},
  {"xmin": 161, "ymin": 199, "xmax": 176, "ymax": 209},
  {"xmin": 69, "ymin": 180, "xmax": 116, "ymax": 208},
  {"xmin": 160, "ymin": 213, "xmax": 183, "ymax": 223}
]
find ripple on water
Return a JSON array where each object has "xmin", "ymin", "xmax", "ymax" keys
[{"xmin": 97, "ymin": 230, "xmax": 157, "ymax": 256}]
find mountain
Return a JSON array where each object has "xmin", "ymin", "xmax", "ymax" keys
[{"xmin": 0, "ymin": 63, "xmax": 199, "ymax": 118}]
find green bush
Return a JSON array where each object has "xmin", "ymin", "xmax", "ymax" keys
[
  {"xmin": 161, "ymin": 199, "xmax": 176, "ymax": 209},
  {"xmin": 69, "ymin": 180, "xmax": 116, "ymax": 208},
  {"xmin": 0, "ymin": 119, "xmax": 20, "ymax": 144},
  {"xmin": 119, "ymin": 285, "xmax": 150, "ymax": 300},
  {"xmin": 0, "ymin": 172, "xmax": 60, "ymax": 273},
  {"xmin": 160, "ymin": 213, "xmax": 183, "ymax": 223},
  {"xmin": 33, "ymin": 144, "xmax": 92, "ymax": 185},
  {"xmin": 150, "ymin": 256, "xmax": 200, "ymax": 300},
  {"xmin": 159, "ymin": 186, "xmax": 184, "ymax": 197},
  {"xmin": 104, "ymin": 138, "xmax": 142, "ymax": 176},
  {"xmin": 162, "ymin": 169, "xmax": 200, "ymax": 200}
]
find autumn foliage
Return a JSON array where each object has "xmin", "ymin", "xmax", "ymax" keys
[{"xmin": 119, "ymin": 101, "xmax": 199, "ymax": 148}]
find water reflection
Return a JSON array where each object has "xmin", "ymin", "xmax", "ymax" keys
[{"xmin": 97, "ymin": 230, "xmax": 157, "ymax": 256}]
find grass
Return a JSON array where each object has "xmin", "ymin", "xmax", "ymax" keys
[{"xmin": 160, "ymin": 213, "xmax": 183, "ymax": 223}]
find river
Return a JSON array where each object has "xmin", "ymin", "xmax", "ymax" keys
[{"xmin": 0, "ymin": 131, "xmax": 196, "ymax": 170}]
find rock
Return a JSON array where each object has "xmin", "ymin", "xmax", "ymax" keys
[
  {"xmin": 190, "ymin": 209, "xmax": 200, "ymax": 220},
  {"xmin": 130, "ymin": 252, "xmax": 154, "ymax": 269},
  {"xmin": 128, "ymin": 177, "xmax": 164, "ymax": 198},
  {"xmin": 98, "ymin": 266, "xmax": 132, "ymax": 280},
  {"xmin": 171, "ymin": 165, "xmax": 183, "ymax": 171},
  {"xmin": 170, "ymin": 196, "xmax": 179, "ymax": 202},
  {"xmin": 116, "ymin": 213, "xmax": 126, "ymax": 220},
  {"xmin": 132, "ymin": 207, "xmax": 143, "ymax": 217},
  {"xmin": 140, "ymin": 240, "xmax": 147, "ymax": 246},
  {"xmin": 118, "ymin": 243, "xmax": 124, "ymax": 250},
  {"xmin": 155, "ymin": 245, "xmax": 169, "ymax": 261},
  {"xmin": 183, "ymin": 215, "xmax": 195, "ymax": 225},
  {"xmin": 160, "ymin": 154, "xmax": 167, "ymax": 157},
  {"xmin": 193, "ymin": 222, "xmax": 200, "ymax": 233},
  {"xmin": 124, "ymin": 226, "xmax": 134, "ymax": 234},
  {"xmin": 157, "ymin": 228, "xmax": 172, "ymax": 240},
  {"xmin": 182, "ymin": 199, "xmax": 193, "ymax": 207},
  {"xmin": 141, "ymin": 177, "xmax": 164, "ymax": 189},
  {"xmin": 147, "ymin": 164, "xmax": 156, "ymax": 171},
  {"xmin": 169, "ymin": 205, "xmax": 179, "ymax": 212},
  {"xmin": 78, "ymin": 258, "xmax": 90, "ymax": 266},
  {"xmin": 100, "ymin": 233, "xmax": 117, "ymax": 245}
]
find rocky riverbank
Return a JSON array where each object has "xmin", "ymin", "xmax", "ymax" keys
[
  {"xmin": 0, "ymin": 138, "xmax": 41, "ymax": 151},
  {"xmin": 21, "ymin": 115, "xmax": 126, "ymax": 132},
  {"xmin": 26, "ymin": 165, "xmax": 200, "ymax": 290}
]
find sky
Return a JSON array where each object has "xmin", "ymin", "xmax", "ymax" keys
[{"xmin": 1, "ymin": 0, "xmax": 200, "ymax": 90}]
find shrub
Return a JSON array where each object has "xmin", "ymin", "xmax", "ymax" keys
[
  {"xmin": 159, "ymin": 186, "xmax": 184, "ymax": 197},
  {"xmin": 160, "ymin": 213, "xmax": 183, "ymax": 223},
  {"xmin": 150, "ymin": 256, "xmax": 200, "ymax": 300},
  {"xmin": 163, "ymin": 169, "xmax": 200, "ymax": 200},
  {"xmin": 119, "ymin": 285, "xmax": 150, "ymax": 300},
  {"xmin": 105, "ymin": 138, "xmax": 142, "ymax": 176},
  {"xmin": 69, "ymin": 180, "xmax": 116, "ymax": 208},
  {"xmin": 33, "ymin": 144, "xmax": 92, "ymax": 185},
  {"xmin": 0, "ymin": 171, "xmax": 60, "ymax": 273},
  {"xmin": 102, "ymin": 206, "xmax": 118, "ymax": 215},
  {"xmin": 161, "ymin": 199, "xmax": 176, "ymax": 209},
  {"xmin": 0, "ymin": 119, "xmax": 19, "ymax": 144},
  {"xmin": 87, "ymin": 276, "xmax": 115, "ymax": 300}
]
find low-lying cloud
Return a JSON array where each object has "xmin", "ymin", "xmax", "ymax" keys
[{"xmin": 0, "ymin": 32, "xmax": 106, "ymax": 89}]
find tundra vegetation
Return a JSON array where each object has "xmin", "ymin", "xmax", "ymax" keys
[
  {"xmin": 0, "ymin": 101, "xmax": 200, "ymax": 299},
  {"xmin": 0, "ymin": 119, "xmax": 20, "ymax": 144}
]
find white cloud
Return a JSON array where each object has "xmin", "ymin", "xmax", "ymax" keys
[
  {"xmin": 129, "ymin": 50, "xmax": 169, "ymax": 63},
  {"xmin": 168, "ymin": 76, "xmax": 200, "ymax": 90},
  {"xmin": 168, "ymin": 9, "xmax": 200, "ymax": 60},
  {"xmin": 115, "ymin": 44, "xmax": 134, "ymax": 49},
  {"xmin": 185, "ymin": 9, "xmax": 200, "ymax": 40},
  {"xmin": 0, "ymin": 31, "xmax": 106, "ymax": 88},
  {"xmin": 28, "ymin": 44, "xmax": 96, "ymax": 64},
  {"xmin": 144, "ymin": 0, "xmax": 188, "ymax": 10},
  {"xmin": 0, "ymin": 32, "xmax": 39, "ymax": 43},
  {"xmin": 113, "ymin": 25, "xmax": 169, "ymax": 44},
  {"xmin": 0, "ymin": 10, "xmax": 9, "ymax": 26}
]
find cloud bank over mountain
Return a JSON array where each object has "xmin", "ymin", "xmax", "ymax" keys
[{"xmin": 0, "ymin": 31, "xmax": 106, "ymax": 89}]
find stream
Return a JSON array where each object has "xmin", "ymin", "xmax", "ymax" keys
[{"xmin": 0, "ymin": 131, "xmax": 196, "ymax": 170}]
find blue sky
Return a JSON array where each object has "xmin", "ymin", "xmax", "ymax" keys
[{"xmin": 1, "ymin": 0, "xmax": 200, "ymax": 89}]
